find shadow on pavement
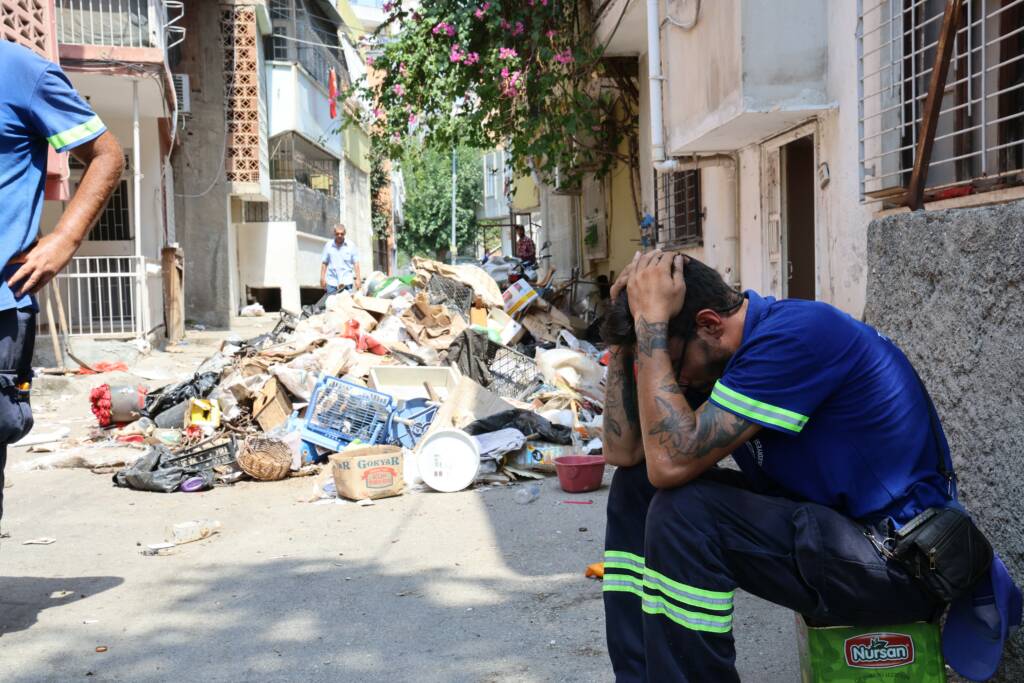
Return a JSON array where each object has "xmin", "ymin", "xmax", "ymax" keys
[{"xmin": 0, "ymin": 575, "xmax": 124, "ymax": 637}]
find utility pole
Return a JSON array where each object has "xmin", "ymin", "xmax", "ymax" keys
[{"xmin": 450, "ymin": 146, "xmax": 458, "ymax": 264}]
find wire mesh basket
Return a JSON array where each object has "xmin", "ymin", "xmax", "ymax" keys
[
  {"xmin": 165, "ymin": 438, "xmax": 238, "ymax": 472},
  {"xmin": 301, "ymin": 375, "xmax": 396, "ymax": 450},
  {"xmin": 427, "ymin": 275, "xmax": 474, "ymax": 320},
  {"xmin": 484, "ymin": 339, "xmax": 543, "ymax": 401}
]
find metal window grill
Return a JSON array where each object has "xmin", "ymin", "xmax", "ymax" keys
[
  {"xmin": 87, "ymin": 180, "xmax": 132, "ymax": 241},
  {"xmin": 858, "ymin": 0, "xmax": 1024, "ymax": 202},
  {"xmin": 45, "ymin": 256, "xmax": 141, "ymax": 337},
  {"xmin": 654, "ymin": 170, "xmax": 702, "ymax": 248}
]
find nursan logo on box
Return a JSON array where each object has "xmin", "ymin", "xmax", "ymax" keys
[{"xmin": 844, "ymin": 633, "xmax": 915, "ymax": 668}]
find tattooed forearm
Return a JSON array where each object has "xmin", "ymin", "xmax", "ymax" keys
[
  {"xmin": 635, "ymin": 316, "xmax": 670, "ymax": 357},
  {"xmin": 657, "ymin": 370, "xmax": 684, "ymax": 396},
  {"xmin": 604, "ymin": 346, "xmax": 640, "ymax": 449},
  {"xmin": 647, "ymin": 396, "xmax": 752, "ymax": 460}
]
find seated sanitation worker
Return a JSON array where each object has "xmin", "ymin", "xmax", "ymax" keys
[{"xmin": 600, "ymin": 251, "xmax": 1021, "ymax": 682}]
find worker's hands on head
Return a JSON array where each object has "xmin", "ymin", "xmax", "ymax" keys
[
  {"xmin": 626, "ymin": 250, "xmax": 686, "ymax": 323},
  {"xmin": 7, "ymin": 232, "xmax": 81, "ymax": 297},
  {"xmin": 609, "ymin": 251, "xmax": 640, "ymax": 301}
]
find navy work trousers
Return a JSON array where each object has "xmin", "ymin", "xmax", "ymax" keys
[
  {"xmin": 0, "ymin": 309, "xmax": 36, "ymax": 523},
  {"xmin": 603, "ymin": 464, "xmax": 940, "ymax": 682}
]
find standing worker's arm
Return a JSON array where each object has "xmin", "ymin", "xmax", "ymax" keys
[
  {"xmin": 603, "ymin": 256, "xmax": 644, "ymax": 467},
  {"xmin": 354, "ymin": 261, "xmax": 362, "ymax": 291},
  {"xmin": 320, "ymin": 258, "xmax": 328, "ymax": 290},
  {"xmin": 9, "ymin": 132, "xmax": 123, "ymax": 297}
]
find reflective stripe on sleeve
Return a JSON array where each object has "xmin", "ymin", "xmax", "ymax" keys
[
  {"xmin": 711, "ymin": 381, "xmax": 809, "ymax": 433},
  {"xmin": 47, "ymin": 115, "xmax": 105, "ymax": 150}
]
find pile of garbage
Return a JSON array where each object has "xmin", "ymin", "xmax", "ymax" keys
[{"xmin": 100, "ymin": 257, "xmax": 607, "ymax": 503}]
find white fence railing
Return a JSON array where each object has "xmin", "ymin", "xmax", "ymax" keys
[
  {"xmin": 55, "ymin": 0, "xmax": 185, "ymax": 50},
  {"xmin": 43, "ymin": 256, "xmax": 145, "ymax": 338}
]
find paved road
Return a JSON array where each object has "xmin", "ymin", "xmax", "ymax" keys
[{"xmin": 0, "ymin": 321, "xmax": 798, "ymax": 682}]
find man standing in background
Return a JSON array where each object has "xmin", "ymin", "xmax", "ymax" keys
[
  {"xmin": 320, "ymin": 224, "xmax": 361, "ymax": 295},
  {"xmin": 0, "ymin": 40, "xmax": 125, "ymax": 525}
]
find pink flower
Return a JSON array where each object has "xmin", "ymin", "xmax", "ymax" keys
[
  {"xmin": 501, "ymin": 68, "xmax": 522, "ymax": 97},
  {"xmin": 449, "ymin": 43, "xmax": 464, "ymax": 62},
  {"xmin": 541, "ymin": 0, "xmax": 548, "ymax": 5},
  {"xmin": 372, "ymin": 107, "xmax": 384, "ymax": 119},
  {"xmin": 432, "ymin": 21, "xmax": 455, "ymax": 37},
  {"xmin": 366, "ymin": 55, "xmax": 375, "ymax": 65},
  {"xmin": 399, "ymin": 62, "xmax": 408, "ymax": 76},
  {"xmin": 464, "ymin": 52, "xmax": 480, "ymax": 66},
  {"xmin": 553, "ymin": 49, "xmax": 574, "ymax": 65},
  {"xmin": 391, "ymin": 132, "xmax": 401, "ymax": 142},
  {"xmin": 512, "ymin": 21, "xmax": 524, "ymax": 36},
  {"xmin": 500, "ymin": 18, "xmax": 510, "ymax": 30},
  {"xmin": 498, "ymin": 47, "xmax": 517, "ymax": 59},
  {"xmin": 393, "ymin": 83, "xmax": 404, "ymax": 97},
  {"xmin": 545, "ymin": 29, "xmax": 556, "ymax": 39},
  {"xmin": 474, "ymin": 3, "xmax": 489, "ymax": 19},
  {"xmin": 408, "ymin": 113, "xmax": 418, "ymax": 125},
  {"xmin": 382, "ymin": 1, "xmax": 393, "ymax": 11}
]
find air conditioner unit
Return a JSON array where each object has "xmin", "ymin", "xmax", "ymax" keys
[{"xmin": 172, "ymin": 73, "xmax": 191, "ymax": 115}]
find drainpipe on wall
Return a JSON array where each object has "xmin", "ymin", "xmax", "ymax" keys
[
  {"xmin": 132, "ymin": 79, "xmax": 149, "ymax": 338},
  {"xmin": 725, "ymin": 152, "xmax": 742, "ymax": 289},
  {"xmin": 648, "ymin": 0, "xmax": 677, "ymax": 176}
]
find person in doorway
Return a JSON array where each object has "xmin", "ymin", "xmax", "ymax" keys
[
  {"xmin": 600, "ymin": 250, "xmax": 1020, "ymax": 682},
  {"xmin": 514, "ymin": 225, "xmax": 535, "ymax": 265},
  {"xmin": 320, "ymin": 224, "xmax": 361, "ymax": 295},
  {"xmin": 0, "ymin": 40, "xmax": 125, "ymax": 524}
]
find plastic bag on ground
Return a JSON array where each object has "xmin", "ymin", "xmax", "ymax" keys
[
  {"xmin": 240, "ymin": 302, "xmax": 265, "ymax": 317},
  {"xmin": 463, "ymin": 409, "xmax": 572, "ymax": 445},
  {"xmin": 112, "ymin": 445, "xmax": 187, "ymax": 493},
  {"xmin": 144, "ymin": 371, "xmax": 220, "ymax": 419},
  {"xmin": 535, "ymin": 348, "xmax": 604, "ymax": 397}
]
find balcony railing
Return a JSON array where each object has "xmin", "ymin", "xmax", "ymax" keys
[
  {"xmin": 42, "ymin": 256, "xmax": 145, "ymax": 338},
  {"xmin": 56, "ymin": 0, "xmax": 185, "ymax": 50},
  {"xmin": 270, "ymin": 179, "xmax": 340, "ymax": 239}
]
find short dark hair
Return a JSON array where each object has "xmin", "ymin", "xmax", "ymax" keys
[{"xmin": 601, "ymin": 256, "xmax": 743, "ymax": 345}]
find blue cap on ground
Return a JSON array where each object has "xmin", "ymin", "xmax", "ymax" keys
[{"xmin": 942, "ymin": 555, "xmax": 1022, "ymax": 681}]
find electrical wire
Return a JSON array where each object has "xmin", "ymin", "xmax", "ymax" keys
[{"xmin": 663, "ymin": 0, "xmax": 701, "ymax": 31}]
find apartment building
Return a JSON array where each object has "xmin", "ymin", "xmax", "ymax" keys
[
  {"xmin": 2, "ymin": 0, "xmax": 184, "ymax": 340},
  {"xmin": 589, "ymin": 0, "xmax": 1023, "ymax": 318},
  {"xmin": 172, "ymin": 0, "xmax": 372, "ymax": 323}
]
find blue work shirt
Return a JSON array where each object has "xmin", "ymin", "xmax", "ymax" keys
[
  {"xmin": 0, "ymin": 41, "xmax": 106, "ymax": 311},
  {"xmin": 321, "ymin": 239, "xmax": 358, "ymax": 287},
  {"xmin": 710, "ymin": 291, "xmax": 949, "ymax": 525}
]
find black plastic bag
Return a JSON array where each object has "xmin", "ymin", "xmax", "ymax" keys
[
  {"xmin": 143, "ymin": 371, "xmax": 220, "ymax": 419},
  {"xmin": 112, "ymin": 446, "xmax": 187, "ymax": 493},
  {"xmin": 446, "ymin": 330, "xmax": 494, "ymax": 386},
  {"xmin": 463, "ymin": 409, "xmax": 572, "ymax": 445}
]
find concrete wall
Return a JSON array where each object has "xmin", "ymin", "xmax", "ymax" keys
[
  {"xmin": 172, "ymin": 0, "xmax": 233, "ymax": 327},
  {"xmin": 236, "ymin": 221, "xmax": 301, "ymax": 312},
  {"xmin": 342, "ymin": 157, "xmax": 374, "ymax": 278},
  {"xmin": 863, "ymin": 201, "xmax": 1024, "ymax": 680}
]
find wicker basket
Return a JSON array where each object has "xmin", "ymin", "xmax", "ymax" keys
[{"xmin": 237, "ymin": 437, "xmax": 292, "ymax": 481}]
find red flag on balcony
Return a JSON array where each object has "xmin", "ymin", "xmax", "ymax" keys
[{"xmin": 329, "ymin": 67, "xmax": 338, "ymax": 119}]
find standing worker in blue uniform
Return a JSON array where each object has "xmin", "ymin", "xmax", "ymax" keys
[
  {"xmin": 601, "ymin": 250, "xmax": 1021, "ymax": 681},
  {"xmin": 320, "ymin": 223, "xmax": 361, "ymax": 295},
  {"xmin": 0, "ymin": 40, "xmax": 124, "ymax": 526}
]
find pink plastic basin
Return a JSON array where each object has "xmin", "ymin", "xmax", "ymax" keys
[{"xmin": 554, "ymin": 455, "xmax": 606, "ymax": 493}]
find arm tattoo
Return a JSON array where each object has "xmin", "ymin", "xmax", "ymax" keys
[
  {"xmin": 635, "ymin": 316, "xmax": 670, "ymax": 357},
  {"xmin": 604, "ymin": 348, "xmax": 639, "ymax": 438},
  {"xmin": 647, "ymin": 396, "xmax": 751, "ymax": 460}
]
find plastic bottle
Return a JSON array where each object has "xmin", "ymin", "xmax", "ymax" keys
[
  {"xmin": 167, "ymin": 519, "xmax": 222, "ymax": 545},
  {"xmin": 514, "ymin": 483, "xmax": 541, "ymax": 505}
]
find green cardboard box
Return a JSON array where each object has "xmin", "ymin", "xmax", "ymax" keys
[{"xmin": 795, "ymin": 615, "xmax": 945, "ymax": 682}]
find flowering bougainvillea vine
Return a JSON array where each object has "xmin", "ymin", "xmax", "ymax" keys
[{"xmin": 344, "ymin": 0, "xmax": 638, "ymax": 190}]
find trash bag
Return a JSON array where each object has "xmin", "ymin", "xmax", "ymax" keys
[
  {"xmin": 447, "ymin": 329, "xmax": 495, "ymax": 387},
  {"xmin": 112, "ymin": 445, "xmax": 187, "ymax": 493},
  {"xmin": 463, "ymin": 409, "xmax": 572, "ymax": 445},
  {"xmin": 143, "ymin": 371, "xmax": 220, "ymax": 419}
]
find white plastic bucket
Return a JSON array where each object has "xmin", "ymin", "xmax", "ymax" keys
[{"xmin": 417, "ymin": 429, "xmax": 481, "ymax": 493}]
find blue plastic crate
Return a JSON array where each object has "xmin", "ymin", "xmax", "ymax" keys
[{"xmin": 300, "ymin": 375, "xmax": 395, "ymax": 451}]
